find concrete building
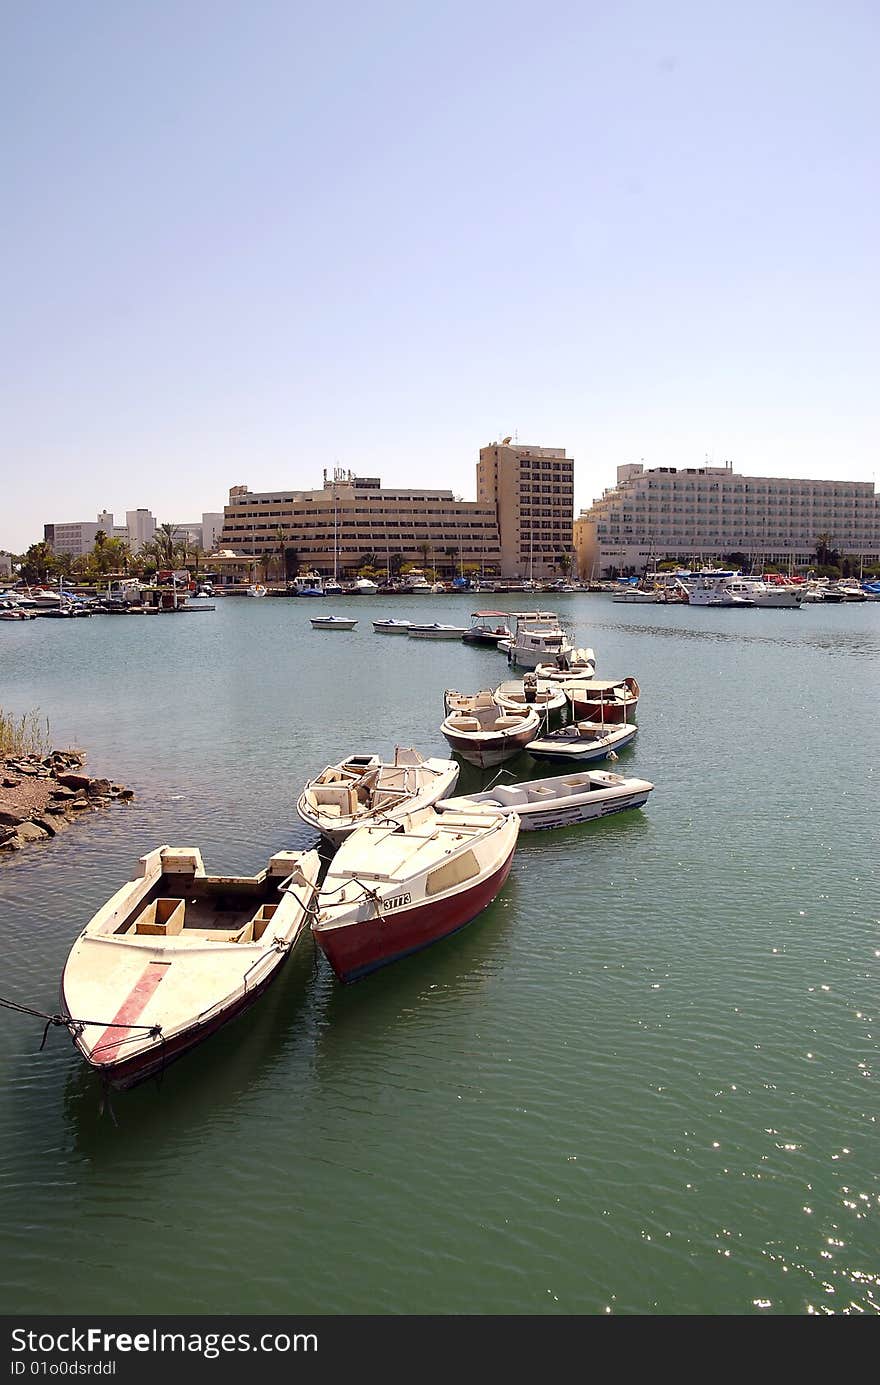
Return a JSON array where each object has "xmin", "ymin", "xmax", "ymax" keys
[
  {"xmin": 574, "ymin": 462, "xmax": 880, "ymax": 578},
  {"xmin": 44, "ymin": 520, "xmax": 103, "ymax": 558},
  {"xmin": 0, "ymin": 552, "xmax": 13, "ymax": 579},
  {"xmin": 201, "ymin": 512, "xmax": 224, "ymax": 554},
  {"xmin": 476, "ymin": 440, "xmax": 575, "ymax": 579},
  {"xmin": 126, "ymin": 509, "xmax": 156, "ymax": 551},
  {"xmin": 216, "ymin": 471, "xmax": 503, "ymax": 579}
]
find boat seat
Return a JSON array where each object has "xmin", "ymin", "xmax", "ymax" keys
[
  {"xmin": 135, "ymin": 898, "xmax": 185, "ymax": 935},
  {"xmin": 493, "ymin": 785, "xmax": 528, "ymax": 806},
  {"xmin": 310, "ymin": 784, "xmax": 358, "ymax": 814},
  {"xmin": 474, "ymin": 692, "xmax": 495, "ymax": 709},
  {"xmin": 449, "ymin": 716, "xmax": 480, "ymax": 731},
  {"xmin": 372, "ymin": 788, "xmax": 407, "ymax": 809},
  {"xmin": 493, "ymin": 715, "xmax": 522, "ymax": 730}
]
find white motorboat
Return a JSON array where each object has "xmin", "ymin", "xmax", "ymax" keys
[
  {"xmin": 684, "ymin": 574, "xmax": 753, "ymax": 607},
  {"xmin": 407, "ymin": 623, "xmax": 469, "ymax": 639},
  {"xmin": 525, "ymin": 719, "xmax": 637, "ymax": 763},
  {"xmin": 60, "ymin": 845, "xmax": 321, "ymax": 1089},
  {"xmin": 310, "ymin": 615, "xmax": 358, "ymax": 630},
  {"xmin": 296, "ymin": 747, "xmax": 460, "ymax": 846},
  {"xmin": 436, "ymin": 768, "xmax": 654, "ymax": 831},
  {"xmin": 493, "ymin": 677, "xmax": 568, "ymax": 728},
  {"xmin": 373, "ymin": 618, "xmax": 413, "ymax": 634},
  {"xmin": 353, "ymin": 577, "xmax": 379, "ymax": 595},
  {"xmin": 533, "ymin": 647, "xmax": 597, "ymax": 681},
  {"xmin": 441, "ymin": 703, "xmax": 542, "ymax": 768},
  {"xmin": 612, "ymin": 585, "xmax": 658, "ymax": 603},
  {"xmin": 247, "ymin": 584, "xmax": 268, "ymax": 598},
  {"xmin": 312, "ymin": 805, "xmax": 519, "ymax": 983},
  {"xmin": 502, "ymin": 611, "xmax": 575, "ymax": 668}
]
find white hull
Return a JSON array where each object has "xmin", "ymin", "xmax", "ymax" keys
[
  {"xmin": 437, "ymin": 768, "xmax": 654, "ymax": 830},
  {"xmin": 441, "ymin": 704, "xmax": 542, "ymax": 768},
  {"xmin": 297, "ymin": 748, "xmax": 460, "ymax": 846},
  {"xmin": 311, "ymin": 617, "xmax": 357, "ymax": 629},
  {"xmin": 408, "ymin": 625, "xmax": 468, "ymax": 639},
  {"xmin": 526, "ymin": 720, "xmax": 637, "ymax": 762},
  {"xmin": 61, "ymin": 846, "xmax": 320, "ymax": 1087},
  {"xmin": 373, "ymin": 620, "xmax": 412, "ymax": 633}
]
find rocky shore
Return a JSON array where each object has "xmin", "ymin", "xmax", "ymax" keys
[{"xmin": 0, "ymin": 750, "xmax": 134, "ymax": 854}]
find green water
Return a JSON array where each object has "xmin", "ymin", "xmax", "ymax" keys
[{"xmin": 0, "ymin": 595, "xmax": 877, "ymax": 1316}]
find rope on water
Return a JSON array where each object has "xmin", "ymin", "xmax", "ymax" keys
[{"xmin": 0, "ymin": 994, "xmax": 163, "ymax": 1051}]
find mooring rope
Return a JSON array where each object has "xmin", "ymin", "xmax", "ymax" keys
[{"xmin": 0, "ymin": 994, "xmax": 163, "ymax": 1050}]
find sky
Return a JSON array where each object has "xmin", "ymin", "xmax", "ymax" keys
[{"xmin": 2, "ymin": 0, "xmax": 878, "ymax": 552}]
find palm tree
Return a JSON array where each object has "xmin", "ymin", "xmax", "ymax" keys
[{"xmin": 271, "ymin": 527, "xmax": 287, "ymax": 583}]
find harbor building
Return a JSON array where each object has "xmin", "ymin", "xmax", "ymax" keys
[
  {"xmin": 216, "ymin": 471, "xmax": 503, "ymax": 579},
  {"xmin": 126, "ymin": 509, "xmax": 156, "ymax": 551},
  {"xmin": 476, "ymin": 440, "xmax": 575, "ymax": 580},
  {"xmin": 574, "ymin": 462, "xmax": 880, "ymax": 578}
]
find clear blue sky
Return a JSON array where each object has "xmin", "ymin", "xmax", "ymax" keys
[{"xmin": 3, "ymin": 0, "xmax": 878, "ymax": 552}]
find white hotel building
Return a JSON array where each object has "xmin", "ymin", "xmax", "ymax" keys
[{"xmin": 574, "ymin": 462, "xmax": 880, "ymax": 578}]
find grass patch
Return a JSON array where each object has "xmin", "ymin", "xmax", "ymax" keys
[{"xmin": 0, "ymin": 708, "xmax": 52, "ymax": 758}]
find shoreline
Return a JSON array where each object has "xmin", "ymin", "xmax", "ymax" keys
[{"xmin": 0, "ymin": 750, "xmax": 134, "ymax": 854}]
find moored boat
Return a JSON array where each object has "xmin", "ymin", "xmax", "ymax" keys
[
  {"xmin": 312, "ymin": 805, "xmax": 519, "ymax": 982},
  {"xmin": 436, "ymin": 767, "xmax": 654, "ymax": 831},
  {"xmin": 461, "ymin": 611, "xmax": 513, "ymax": 646},
  {"xmin": 60, "ymin": 845, "xmax": 321, "ymax": 1089},
  {"xmin": 525, "ymin": 719, "xmax": 637, "ymax": 763},
  {"xmin": 407, "ymin": 623, "xmax": 469, "ymax": 639},
  {"xmin": 372, "ymin": 618, "xmax": 412, "ymax": 633},
  {"xmin": 296, "ymin": 747, "xmax": 459, "ymax": 846},
  {"xmin": 440, "ymin": 703, "xmax": 541, "ymax": 768},
  {"xmin": 565, "ymin": 676, "xmax": 640, "ymax": 723},
  {"xmin": 493, "ymin": 676, "xmax": 568, "ymax": 728},
  {"xmin": 247, "ymin": 584, "xmax": 268, "ymax": 598},
  {"xmin": 310, "ymin": 615, "xmax": 358, "ymax": 630}
]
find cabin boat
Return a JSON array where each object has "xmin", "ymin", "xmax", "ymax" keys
[
  {"xmin": 312, "ymin": 805, "xmax": 519, "ymax": 983},
  {"xmin": 565, "ymin": 676, "xmax": 640, "ymax": 723},
  {"xmin": 353, "ymin": 577, "xmax": 379, "ymax": 595},
  {"xmin": 296, "ymin": 747, "xmax": 460, "ymax": 846},
  {"xmin": 292, "ymin": 574, "xmax": 324, "ymax": 597},
  {"xmin": 500, "ymin": 611, "xmax": 575, "ymax": 669},
  {"xmin": 373, "ymin": 618, "xmax": 412, "ymax": 633},
  {"xmin": 407, "ymin": 623, "xmax": 469, "ymax": 639},
  {"xmin": 525, "ymin": 719, "xmax": 637, "ymax": 763},
  {"xmin": 436, "ymin": 768, "xmax": 654, "ymax": 831},
  {"xmin": 440, "ymin": 702, "xmax": 541, "ymax": 768},
  {"xmin": 461, "ymin": 611, "xmax": 513, "ymax": 646},
  {"xmin": 60, "ymin": 846, "xmax": 321, "ymax": 1089},
  {"xmin": 310, "ymin": 615, "xmax": 358, "ymax": 630}
]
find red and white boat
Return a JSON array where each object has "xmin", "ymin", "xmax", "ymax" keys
[
  {"xmin": 565, "ymin": 676, "xmax": 640, "ymax": 724},
  {"xmin": 440, "ymin": 702, "xmax": 541, "ymax": 768},
  {"xmin": 312, "ymin": 805, "xmax": 520, "ymax": 983},
  {"xmin": 61, "ymin": 845, "xmax": 321, "ymax": 1089}
]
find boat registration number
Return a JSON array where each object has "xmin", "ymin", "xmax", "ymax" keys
[{"xmin": 383, "ymin": 893, "xmax": 412, "ymax": 912}]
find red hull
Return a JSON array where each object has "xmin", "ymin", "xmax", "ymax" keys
[
  {"xmin": 567, "ymin": 700, "xmax": 635, "ymax": 724},
  {"xmin": 314, "ymin": 852, "xmax": 515, "ymax": 983}
]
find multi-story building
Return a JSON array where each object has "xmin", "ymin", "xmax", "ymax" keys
[
  {"xmin": 216, "ymin": 471, "xmax": 503, "ymax": 578},
  {"xmin": 44, "ymin": 519, "xmax": 103, "ymax": 558},
  {"xmin": 126, "ymin": 509, "xmax": 156, "ymax": 551},
  {"xmin": 476, "ymin": 440, "xmax": 575, "ymax": 579},
  {"xmin": 201, "ymin": 512, "xmax": 224, "ymax": 554},
  {"xmin": 574, "ymin": 463, "xmax": 880, "ymax": 578}
]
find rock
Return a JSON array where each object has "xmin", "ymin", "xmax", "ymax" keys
[
  {"xmin": 88, "ymin": 778, "xmax": 111, "ymax": 797},
  {"xmin": 71, "ymin": 801, "xmax": 91, "ymax": 812},
  {"xmin": 2, "ymin": 778, "xmax": 21, "ymax": 788},
  {"xmin": 0, "ymin": 810, "xmax": 27, "ymax": 827},
  {"xmin": 14, "ymin": 821, "xmax": 49, "ymax": 842},
  {"xmin": 45, "ymin": 803, "xmax": 68, "ymax": 816},
  {"xmin": 116, "ymin": 788, "xmax": 135, "ymax": 801},
  {"xmin": 50, "ymin": 786, "xmax": 77, "ymax": 800},
  {"xmin": 16, "ymin": 765, "xmax": 40, "ymax": 776},
  {"xmin": 56, "ymin": 772, "xmax": 92, "ymax": 791},
  {"xmin": 0, "ymin": 825, "xmax": 15, "ymax": 844},
  {"xmin": 30, "ymin": 817, "xmax": 56, "ymax": 837}
]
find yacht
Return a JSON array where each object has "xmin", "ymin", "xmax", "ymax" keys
[{"xmin": 501, "ymin": 611, "xmax": 575, "ymax": 669}]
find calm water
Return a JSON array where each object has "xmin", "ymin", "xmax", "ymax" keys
[{"xmin": 0, "ymin": 595, "xmax": 877, "ymax": 1316}]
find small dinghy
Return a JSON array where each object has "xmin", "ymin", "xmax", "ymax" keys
[
  {"xmin": 407, "ymin": 623, "xmax": 469, "ymax": 639},
  {"xmin": 310, "ymin": 615, "xmax": 358, "ymax": 630},
  {"xmin": 436, "ymin": 768, "xmax": 654, "ymax": 831},
  {"xmin": 525, "ymin": 719, "xmax": 637, "ymax": 763},
  {"xmin": 60, "ymin": 846, "xmax": 321, "ymax": 1089},
  {"xmin": 565, "ymin": 676, "xmax": 639, "ymax": 723},
  {"xmin": 296, "ymin": 747, "xmax": 459, "ymax": 846},
  {"xmin": 312, "ymin": 805, "xmax": 519, "ymax": 982},
  {"xmin": 373, "ymin": 618, "xmax": 412, "ymax": 633},
  {"xmin": 440, "ymin": 702, "xmax": 542, "ymax": 768},
  {"xmin": 493, "ymin": 676, "xmax": 568, "ymax": 728},
  {"xmin": 533, "ymin": 647, "xmax": 597, "ymax": 681}
]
